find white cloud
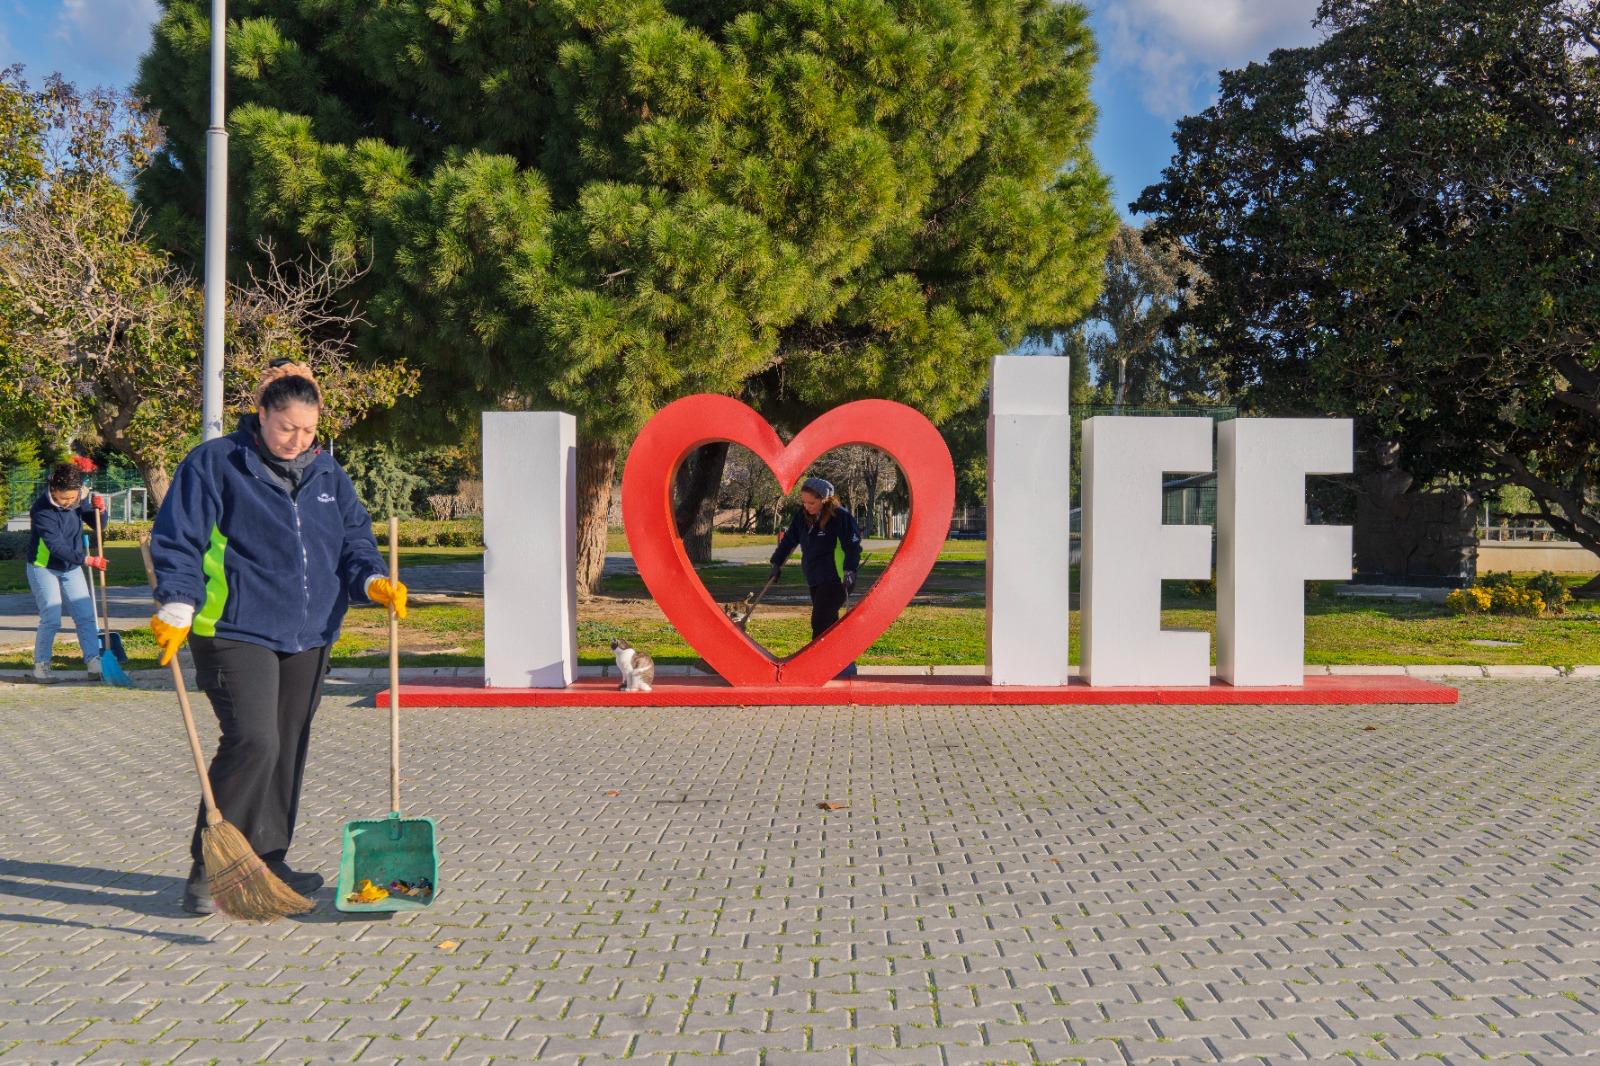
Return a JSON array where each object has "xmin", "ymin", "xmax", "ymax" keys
[
  {"xmin": 1089, "ymin": 0, "xmax": 1323, "ymax": 118},
  {"xmin": 55, "ymin": 0, "xmax": 160, "ymax": 72}
]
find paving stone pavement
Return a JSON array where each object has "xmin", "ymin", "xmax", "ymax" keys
[{"xmin": 1, "ymin": 680, "xmax": 1598, "ymax": 1065}]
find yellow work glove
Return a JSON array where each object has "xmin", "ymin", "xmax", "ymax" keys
[
  {"xmin": 151, "ymin": 602, "xmax": 194, "ymax": 667},
  {"xmin": 367, "ymin": 576, "xmax": 409, "ymax": 620}
]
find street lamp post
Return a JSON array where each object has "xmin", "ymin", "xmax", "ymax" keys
[{"xmin": 201, "ymin": 0, "xmax": 227, "ymax": 441}]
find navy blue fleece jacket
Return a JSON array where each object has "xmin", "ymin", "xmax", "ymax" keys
[
  {"xmin": 27, "ymin": 492, "xmax": 97, "ymax": 572},
  {"xmin": 771, "ymin": 507, "xmax": 862, "ymax": 587},
  {"xmin": 150, "ymin": 421, "xmax": 386, "ymax": 654}
]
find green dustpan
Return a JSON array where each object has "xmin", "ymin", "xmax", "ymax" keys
[
  {"xmin": 337, "ymin": 517, "xmax": 439, "ymax": 914},
  {"xmin": 336, "ymin": 810, "xmax": 438, "ymax": 913}
]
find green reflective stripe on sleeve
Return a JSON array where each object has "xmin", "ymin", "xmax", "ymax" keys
[
  {"xmin": 193, "ymin": 526, "xmax": 229, "ymax": 637},
  {"xmin": 32, "ymin": 540, "xmax": 49, "ymax": 568}
]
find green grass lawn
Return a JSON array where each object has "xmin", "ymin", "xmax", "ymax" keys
[
  {"xmin": 605, "ymin": 530, "xmax": 781, "ymax": 552},
  {"xmin": 0, "ymin": 543, "xmax": 487, "ymax": 592},
  {"xmin": 11, "ymin": 562, "xmax": 1597, "ymax": 672},
  {"xmin": 14, "ymin": 516, "xmax": 1587, "ymax": 671},
  {"xmin": 3, "ymin": 533, "xmax": 988, "ymax": 594},
  {"xmin": 0, "ymin": 543, "xmax": 152, "ymax": 593},
  {"xmin": 386, "ymin": 546, "xmax": 485, "ymax": 568},
  {"xmin": 575, "ymin": 573, "xmax": 1600, "ymax": 668}
]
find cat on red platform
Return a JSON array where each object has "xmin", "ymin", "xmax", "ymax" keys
[{"xmin": 610, "ymin": 637, "xmax": 655, "ymax": 692}]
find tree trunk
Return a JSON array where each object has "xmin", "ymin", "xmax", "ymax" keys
[
  {"xmin": 575, "ymin": 437, "xmax": 618, "ymax": 597},
  {"xmin": 94, "ymin": 404, "xmax": 171, "ymax": 513},
  {"xmin": 133, "ymin": 456, "xmax": 171, "ymax": 512},
  {"xmin": 861, "ymin": 458, "xmax": 881, "ymax": 537},
  {"xmin": 673, "ymin": 441, "xmax": 729, "ymax": 565}
]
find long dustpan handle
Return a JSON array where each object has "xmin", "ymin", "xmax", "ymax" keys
[
  {"xmin": 139, "ymin": 537, "xmax": 223, "ymax": 826},
  {"xmin": 388, "ymin": 516, "xmax": 401, "ymax": 816}
]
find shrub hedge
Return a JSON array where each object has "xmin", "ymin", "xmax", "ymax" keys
[
  {"xmin": 96, "ymin": 518, "xmax": 483, "ymax": 549},
  {"xmin": 0, "ymin": 530, "xmax": 27, "ymax": 562},
  {"xmin": 379, "ymin": 519, "xmax": 483, "ymax": 547}
]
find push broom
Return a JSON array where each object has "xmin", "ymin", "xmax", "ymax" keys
[{"xmin": 139, "ymin": 536, "xmax": 313, "ymax": 921}]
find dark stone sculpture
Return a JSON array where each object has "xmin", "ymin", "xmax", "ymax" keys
[{"xmin": 1352, "ymin": 442, "xmax": 1478, "ymax": 587}]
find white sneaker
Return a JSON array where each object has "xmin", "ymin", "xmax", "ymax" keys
[
  {"xmin": 31, "ymin": 662, "xmax": 57, "ymax": 684},
  {"xmin": 87, "ymin": 656, "xmax": 103, "ymax": 678}
]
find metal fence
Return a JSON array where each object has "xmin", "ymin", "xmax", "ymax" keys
[
  {"xmin": 1076, "ymin": 404, "xmax": 1240, "ymax": 423},
  {"xmin": 3, "ymin": 466, "xmax": 150, "ymax": 528},
  {"xmin": 1478, "ymin": 521, "xmax": 1570, "ymax": 543}
]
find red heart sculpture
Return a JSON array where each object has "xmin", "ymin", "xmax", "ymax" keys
[{"xmin": 621, "ymin": 395, "xmax": 955, "ymax": 687}]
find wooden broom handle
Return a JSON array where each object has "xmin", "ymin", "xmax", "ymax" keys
[
  {"xmin": 93, "ymin": 508, "xmax": 111, "ymax": 640},
  {"xmin": 139, "ymin": 537, "xmax": 222, "ymax": 823},
  {"xmin": 389, "ymin": 516, "xmax": 401, "ymax": 815}
]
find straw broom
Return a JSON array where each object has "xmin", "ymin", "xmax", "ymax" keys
[{"xmin": 140, "ymin": 536, "xmax": 313, "ymax": 921}]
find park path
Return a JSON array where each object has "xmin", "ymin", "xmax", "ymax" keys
[{"xmin": 1, "ymin": 679, "xmax": 1597, "ymax": 1064}]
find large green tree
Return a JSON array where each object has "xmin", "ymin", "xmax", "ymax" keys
[
  {"xmin": 0, "ymin": 70, "xmax": 415, "ymax": 503},
  {"xmin": 136, "ymin": 0, "xmax": 1115, "ymax": 591},
  {"xmin": 1134, "ymin": 0, "xmax": 1600, "ymax": 581},
  {"xmin": 1075, "ymin": 222, "xmax": 1220, "ymax": 409}
]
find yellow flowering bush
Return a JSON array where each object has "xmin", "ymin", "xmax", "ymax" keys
[
  {"xmin": 1447, "ymin": 571, "xmax": 1573, "ymax": 617},
  {"xmin": 1490, "ymin": 584, "xmax": 1546, "ymax": 617},
  {"xmin": 1446, "ymin": 586, "xmax": 1493, "ymax": 614}
]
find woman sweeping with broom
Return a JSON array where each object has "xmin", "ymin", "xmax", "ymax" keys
[{"xmin": 149, "ymin": 361, "xmax": 408, "ymax": 915}]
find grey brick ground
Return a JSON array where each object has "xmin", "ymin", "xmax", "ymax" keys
[{"xmin": 1, "ymin": 680, "xmax": 1597, "ymax": 1064}]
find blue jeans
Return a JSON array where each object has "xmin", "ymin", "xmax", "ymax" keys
[{"xmin": 26, "ymin": 564, "xmax": 101, "ymax": 667}]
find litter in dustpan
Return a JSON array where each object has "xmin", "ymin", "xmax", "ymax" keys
[{"xmin": 336, "ymin": 811, "xmax": 438, "ymax": 913}]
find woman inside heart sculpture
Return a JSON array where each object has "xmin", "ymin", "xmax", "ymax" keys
[{"xmin": 768, "ymin": 477, "xmax": 863, "ymax": 679}]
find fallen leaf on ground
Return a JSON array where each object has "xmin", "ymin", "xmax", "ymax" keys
[
  {"xmin": 605, "ymin": 789, "xmax": 620, "ymax": 796},
  {"xmin": 1362, "ymin": 725, "xmax": 1378, "ymax": 731},
  {"xmin": 436, "ymin": 940, "xmax": 460, "ymax": 951},
  {"xmin": 817, "ymin": 801, "xmax": 848, "ymax": 811}
]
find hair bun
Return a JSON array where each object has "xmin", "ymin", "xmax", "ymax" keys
[{"xmin": 253, "ymin": 362, "xmax": 320, "ymax": 408}]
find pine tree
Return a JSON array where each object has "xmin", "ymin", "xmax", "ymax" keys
[{"xmin": 137, "ymin": 0, "xmax": 1115, "ymax": 591}]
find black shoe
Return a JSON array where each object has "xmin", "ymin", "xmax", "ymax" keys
[
  {"xmin": 181, "ymin": 861, "xmax": 214, "ymax": 916},
  {"xmin": 264, "ymin": 860, "xmax": 324, "ymax": 896}
]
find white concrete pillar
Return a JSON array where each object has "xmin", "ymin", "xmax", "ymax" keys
[
  {"xmin": 1217, "ymin": 419, "xmax": 1353, "ymax": 686},
  {"xmin": 482, "ymin": 412, "xmax": 578, "ymax": 688},
  {"xmin": 1081, "ymin": 416, "xmax": 1214, "ymax": 687},
  {"xmin": 986, "ymin": 356, "xmax": 1072, "ymax": 685}
]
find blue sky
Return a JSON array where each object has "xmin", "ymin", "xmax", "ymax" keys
[{"xmin": 1, "ymin": 0, "xmax": 1323, "ymax": 219}]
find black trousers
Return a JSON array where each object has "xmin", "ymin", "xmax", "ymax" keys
[
  {"xmin": 189, "ymin": 636, "xmax": 330, "ymax": 864},
  {"xmin": 809, "ymin": 581, "xmax": 848, "ymax": 640}
]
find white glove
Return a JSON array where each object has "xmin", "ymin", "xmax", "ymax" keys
[{"xmin": 157, "ymin": 601, "xmax": 196, "ymax": 628}]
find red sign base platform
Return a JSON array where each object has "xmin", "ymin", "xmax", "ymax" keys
[{"xmin": 378, "ymin": 674, "xmax": 1458, "ymax": 708}]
